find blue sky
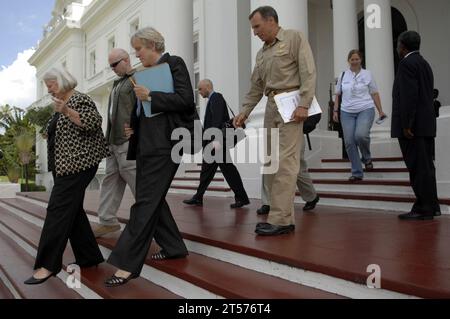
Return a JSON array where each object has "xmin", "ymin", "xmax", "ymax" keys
[
  {"xmin": 0, "ymin": 0, "xmax": 54, "ymax": 108},
  {"xmin": 0, "ymin": 0, "xmax": 55, "ymax": 67}
]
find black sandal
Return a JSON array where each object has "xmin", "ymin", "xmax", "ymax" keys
[
  {"xmin": 104, "ymin": 274, "xmax": 138, "ymax": 287},
  {"xmin": 151, "ymin": 250, "xmax": 169, "ymax": 260},
  {"xmin": 151, "ymin": 250, "xmax": 187, "ymax": 261}
]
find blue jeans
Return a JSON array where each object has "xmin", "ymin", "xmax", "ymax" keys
[{"xmin": 340, "ymin": 108, "xmax": 375, "ymax": 178}]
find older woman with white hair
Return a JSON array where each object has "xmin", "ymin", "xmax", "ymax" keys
[{"xmin": 24, "ymin": 67, "xmax": 109, "ymax": 285}]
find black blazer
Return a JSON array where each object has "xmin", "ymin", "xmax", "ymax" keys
[
  {"xmin": 203, "ymin": 92, "xmax": 231, "ymax": 148},
  {"xmin": 391, "ymin": 52, "xmax": 435, "ymax": 138},
  {"xmin": 203, "ymin": 92, "xmax": 230, "ymax": 131},
  {"xmin": 127, "ymin": 53, "xmax": 196, "ymax": 159}
]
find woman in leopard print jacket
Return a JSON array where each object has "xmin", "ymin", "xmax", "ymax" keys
[{"xmin": 25, "ymin": 67, "xmax": 109, "ymax": 285}]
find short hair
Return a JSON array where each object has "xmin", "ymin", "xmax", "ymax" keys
[
  {"xmin": 43, "ymin": 67, "xmax": 78, "ymax": 92},
  {"xmin": 347, "ymin": 49, "xmax": 363, "ymax": 61},
  {"xmin": 200, "ymin": 79, "xmax": 214, "ymax": 90},
  {"xmin": 249, "ymin": 6, "xmax": 279, "ymax": 24},
  {"xmin": 131, "ymin": 27, "xmax": 165, "ymax": 53},
  {"xmin": 398, "ymin": 31, "xmax": 421, "ymax": 52},
  {"xmin": 110, "ymin": 48, "xmax": 130, "ymax": 60}
]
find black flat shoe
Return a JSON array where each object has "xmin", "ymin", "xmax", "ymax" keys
[
  {"xmin": 256, "ymin": 223, "xmax": 295, "ymax": 230},
  {"xmin": 398, "ymin": 212, "xmax": 434, "ymax": 221},
  {"xmin": 230, "ymin": 199, "xmax": 250, "ymax": 209},
  {"xmin": 256, "ymin": 222, "xmax": 272, "ymax": 229},
  {"xmin": 183, "ymin": 198, "xmax": 203, "ymax": 206},
  {"xmin": 303, "ymin": 196, "xmax": 320, "ymax": 211},
  {"xmin": 257, "ymin": 205, "xmax": 270, "ymax": 215},
  {"xmin": 365, "ymin": 161, "xmax": 374, "ymax": 171},
  {"xmin": 24, "ymin": 273, "xmax": 56, "ymax": 285},
  {"xmin": 255, "ymin": 224, "xmax": 295, "ymax": 236},
  {"xmin": 104, "ymin": 274, "xmax": 139, "ymax": 288}
]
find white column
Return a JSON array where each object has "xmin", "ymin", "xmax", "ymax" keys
[
  {"xmin": 333, "ymin": 0, "xmax": 358, "ymax": 78},
  {"xmin": 249, "ymin": 0, "xmax": 309, "ymax": 129},
  {"xmin": 202, "ymin": 0, "xmax": 251, "ymax": 118},
  {"xmin": 153, "ymin": 0, "xmax": 194, "ymax": 86},
  {"xmin": 364, "ymin": 0, "xmax": 394, "ymax": 132}
]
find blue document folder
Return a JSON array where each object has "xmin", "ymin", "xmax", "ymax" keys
[{"xmin": 133, "ymin": 63, "xmax": 174, "ymax": 117}]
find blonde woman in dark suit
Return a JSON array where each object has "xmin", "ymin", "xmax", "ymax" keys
[{"xmin": 105, "ymin": 27, "xmax": 194, "ymax": 287}]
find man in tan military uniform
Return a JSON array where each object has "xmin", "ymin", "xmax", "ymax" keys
[{"xmin": 234, "ymin": 6, "xmax": 316, "ymax": 236}]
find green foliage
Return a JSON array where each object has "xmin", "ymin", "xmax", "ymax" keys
[
  {"xmin": 21, "ymin": 182, "xmax": 46, "ymax": 192},
  {"xmin": 16, "ymin": 131, "xmax": 35, "ymax": 165},
  {"xmin": 6, "ymin": 165, "xmax": 21, "ymax": 183},
  {"xmin": 0, "ymin": 104, "xmax": 37, "ymax": 183},
  {"xmin": 26, "ymin": 105, "xmax": 53, "ymax": 133}
]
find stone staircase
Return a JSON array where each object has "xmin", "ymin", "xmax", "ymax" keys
[
  {"xmin": 170, "ymin": 157, "xmax": 450, "ymax": 214},
  {"xmin": 2, "ymin": 191, "xmax": 450, "ymax": 299},
  {"xmin": 0, "ymin": 195, "xmax": 345, "ymax": 299}
]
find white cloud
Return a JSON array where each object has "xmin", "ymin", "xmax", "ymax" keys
[{"xmin": 0, "ymin": 49, "xmax": 37, "ymax": 109}]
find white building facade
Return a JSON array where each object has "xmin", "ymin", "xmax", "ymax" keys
[{"xmin": 29, "ymin": 0, "xmax": 450, "ymax": 198}]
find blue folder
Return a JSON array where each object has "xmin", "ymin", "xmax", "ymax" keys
[{"xmin": 133, "ymin": 63, "xmax": 174, "ymax": 117}]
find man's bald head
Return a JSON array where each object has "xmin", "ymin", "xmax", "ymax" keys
[
  {"xmin": 108, "ymin": 48, "xmax": 132, "ymax": 76},
  {"xmin": 198, "ymin": 79, "xmax": 214, "ymax": 98},
  {"xmin": 109, "ymin": 48, "xmax": 129, "ymax": 61}
]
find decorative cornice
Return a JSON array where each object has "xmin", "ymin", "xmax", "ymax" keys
[
  {"xmin": 80, "ymin": 0, "xmax": 118, "ymax": 29},
  {"xmin": 28, "ymin": 24, "xmax": 82, "ymax": 67}
]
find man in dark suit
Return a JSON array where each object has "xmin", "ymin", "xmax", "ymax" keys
[
  {"xmin": 105, "ymin": 27, "xmax": 195, "ymax": 286},
  {"xmin": 183, "ymin": 79, "xmax": 250, "ymax": 208},
  {"xmin": 392, "ymin": 31, "xmax": 440, "ymax": 220}
]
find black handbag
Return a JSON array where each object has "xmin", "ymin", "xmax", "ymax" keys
[
  {"xmin": 303, "ymin": 113, "xmax": 322, "ymax": 135},
  {"xmin": 221, "ymin": 103, "xmax": 247, "ymax": 149},
  {"xmin": 335, "ymin": 71, "xmax": 345, "ymax": 138}
]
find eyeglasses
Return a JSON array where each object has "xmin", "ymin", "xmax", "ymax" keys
[{"xmin": 110, "ymin": 59, "xmax": 123, "ymax": 68}]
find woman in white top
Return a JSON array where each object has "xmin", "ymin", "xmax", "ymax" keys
[{"xmin": 333, "ymin": 50, "xmax": 386, "ymax": 182}]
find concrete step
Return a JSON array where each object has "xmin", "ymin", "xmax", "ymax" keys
[
  {"xmin": 1, "ymin": 198, "xmax": 345, "ymax": 299},
  {"xmin": 312, "ymin": 180, "xmax": 413, "ymax": 196},
  {"xmin": 0, "ymin": 212, "xmax": 83, "ymax": 299},
  {"xmin": 169, "ymin": 186, "xmax": 233, "ymax": 198},
  {"xmin": 295, "ymin": 191, "xmax": 450, "ymax": 214},
  {"xmin": 0, "ymin": 266, "xmax": 18, "ymax": 299},
  {"xmin": 169, "ymin": 174, "xmax": 232, "ymax": 198},
  {"xmin": 171, "ymin": 180, "xmax": 229, "ymax": 189},
  {"xmin": 321, "ymin": 159, "xmax": 406, "ymax": 169},
  {"xmin": 13, "ymin": 193, "xmax": 442, "ymax": 299},
  {"xmin": 308, "ymin": 170, "xmax": 409, "ymax": 181},
  {"xmin": 0, "ymin": 202, "xmax": 181, "ymax": 299}
]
